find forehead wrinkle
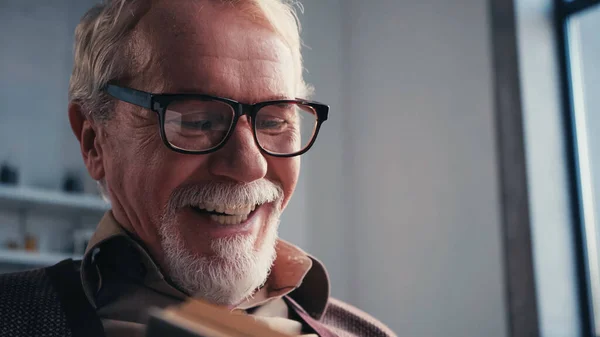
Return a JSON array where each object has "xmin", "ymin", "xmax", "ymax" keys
[
  {"xmin": 169, "ymin": 77, "xmax": 289, "ymax": 104},
  {"xmin": 132, "ymin": 1, "xmax": 295, "ymax": 102},
  {"xmin": 179, "ymin": 55, "xmax": 287, "ymax": 64},
  {"xmin": 140, "ymin": 1, "xmax": 289, "ymax": 59},
  {"xmin": 136, "ymin": 32, "xmax": 290, "ymax": 95},
  {"xmin": 152, "ymin": 38, "xmax": 288, "ymax": 69},
  {"xmin": 159, "ymin": 55, "xmax": 291, "ymax": 99}
]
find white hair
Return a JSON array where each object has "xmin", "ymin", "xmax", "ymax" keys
[
  {"xmin": 159, "ymin": 180, "xmax": 284, "ymax": 305},
  {"xmin": 68, "ymin": 0, "xmax": 311, "ymax": 122}
]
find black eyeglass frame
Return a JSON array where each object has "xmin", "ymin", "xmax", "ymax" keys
[{"xmin": 104, "ymin": 84, "xmax": 329, "ymax": 157}]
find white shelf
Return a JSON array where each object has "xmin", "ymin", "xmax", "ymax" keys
[
  {"xmin": 0, "ymin": 184, "xmax": 110, "ymax": 216},
  {"xmin": 0, "ymin": 249, "xmax": 80, "ymax": 266}
]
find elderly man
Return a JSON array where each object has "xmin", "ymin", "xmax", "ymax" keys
[{"xmin": 0, "ymin": 1, "xmax": 395, "ymax": 337}]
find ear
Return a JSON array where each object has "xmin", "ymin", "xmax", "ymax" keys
[{"xmin": 68, "ymin": 102, "xmax": 105, "ymax": 181}]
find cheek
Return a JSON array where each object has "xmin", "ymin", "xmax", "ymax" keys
[
  {"xmin": 140, "ymin": 151, "xmax": 211, "ymax": 211},
  {"xmin": 103, "ymin": 124, "xmax": 202, "ymax": 212},
  {"xmin": 267, "ymin": 157, "xmax": 300, "ymax": 209},
  {"xmin": 103, "ymin": 132, "xmax": 162, "ymax": 205}
]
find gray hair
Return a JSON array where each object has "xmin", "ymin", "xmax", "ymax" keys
[{"xmin": 68, "ymin": 0, "xmax": 311, "ymax": 122}]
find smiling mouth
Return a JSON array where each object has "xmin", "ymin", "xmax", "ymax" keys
[{"xmin": 189, "ymin": 203, "xmax": 261, "ymax": 226}]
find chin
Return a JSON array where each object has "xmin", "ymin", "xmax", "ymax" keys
[{"xmin": 158, "ymin": 212, "xmax": 280, "ymax": 305}]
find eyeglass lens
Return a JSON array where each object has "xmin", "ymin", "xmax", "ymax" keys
[{"xmin": 164, "ymin": 98, "xmax": 317, "ymax": 154}]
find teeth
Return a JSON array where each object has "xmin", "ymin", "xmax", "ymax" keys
[
  {"xmin": 196, "ymin": 203, "xmax": 260, "ymax": 216},
  {"xmin": 210, "ymin": 214, "xmax": 249, "ymax": 226}
]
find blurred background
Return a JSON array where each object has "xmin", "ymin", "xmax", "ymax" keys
[{"xmin": 0, "ymin": 0, "xmax": 599, "ymax": 336}]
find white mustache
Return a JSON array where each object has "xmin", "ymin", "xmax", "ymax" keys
[{"xmin": 167, "ymin": 179, "xmax": 284, "ymax": 211}]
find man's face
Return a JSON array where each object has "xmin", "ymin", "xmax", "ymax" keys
[{"xmin": 89, "ymin": 2, "xmax": 300, "ymax": 304}]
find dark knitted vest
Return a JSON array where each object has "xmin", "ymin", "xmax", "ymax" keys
[{"xmin": 0, "ymin": 259, "xmax": 104, "ymax": 337}]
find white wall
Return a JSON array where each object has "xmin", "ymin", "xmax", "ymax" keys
[
  {"xmin": 0, "ymin": 0, "xmax": 101, "ymax": 274},
  {"xmin": 294, "ymin": 0, "xmax": 349, "ymax": 301},
  {"xmin": 0, "ymin": 0, "xmax": 94, "ymax": 188},
  {"xmin": 299, "ymin": 0, "xmax": 508, "ymax": 336}
]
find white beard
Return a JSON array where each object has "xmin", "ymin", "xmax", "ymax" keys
[{"xmin": 158, "ymin": 180, "xmax": 282, "ymax": 306}]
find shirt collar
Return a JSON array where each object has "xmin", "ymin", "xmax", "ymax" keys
[{"xmin": 80, "ymin": 211, "xmax": 330, "ymax": 318}]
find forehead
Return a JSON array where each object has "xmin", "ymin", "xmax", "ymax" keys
[{"xmin": 132, "ymin": 1, "xmax": 296, "ymax": 103}]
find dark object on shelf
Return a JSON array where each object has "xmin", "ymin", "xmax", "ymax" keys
[
  {"xmin": 0, "ymin": 163, "xmax": 18, "ymax": 185},
  {"xmin": 4, "ymin": 240, "xmax": 19, "ymax": 250},
  {"xmin": 63, "ymin": 173, "xmax": 84, "ymax": 193}
]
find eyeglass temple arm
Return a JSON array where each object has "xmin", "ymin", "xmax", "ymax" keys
[{"xmin": 105, "ymin": 85, "xmax": 153, "ymax": 110}]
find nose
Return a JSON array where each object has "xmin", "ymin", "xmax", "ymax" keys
[{"xmin": 207, "ymin": 118, "xmax": 267, "ymax": 183}]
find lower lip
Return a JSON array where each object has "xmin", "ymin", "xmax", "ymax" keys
[{"xmin": 185, "ymin": 205, "xmax": 265, "ymax": 237}]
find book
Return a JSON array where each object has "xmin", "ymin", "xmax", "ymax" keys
[{"xmin": 146, "ymin": 298, "xmax": 294, "ymax": 337}]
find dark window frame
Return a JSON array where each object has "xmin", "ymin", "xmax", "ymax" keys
[{"xmin": 555, "ymin": 0, "xmax": 600, "ymax": 336}]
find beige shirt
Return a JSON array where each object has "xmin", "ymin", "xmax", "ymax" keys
[{"xmin": 80, "ymin": 212, "xmax": 330, "ymax": 337}]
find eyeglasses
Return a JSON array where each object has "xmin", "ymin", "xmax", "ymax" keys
[{"xmin": 104, "ymin": 85, "xmax": 329, "ymax": 157}]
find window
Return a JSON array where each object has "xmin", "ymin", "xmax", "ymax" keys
[{"xmin": 558, "ymin": 0, "xmax": 600, "ymax": 335}]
